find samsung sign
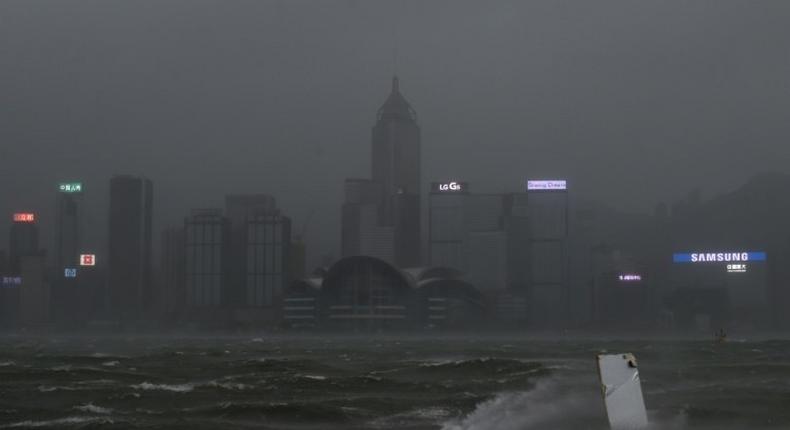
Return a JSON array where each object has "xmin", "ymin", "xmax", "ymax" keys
[
  {"xmin": 527, "ymin": 180, "xmax": 567, "ymax": 191},
  {"xmin": 431, "ymin": 181, "xmax": 468, "ymax": 193},
  {"xmin": 673, "ymin": 252, "xmax": 766, "ymax": 263}
]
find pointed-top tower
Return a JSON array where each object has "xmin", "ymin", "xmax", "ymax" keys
[
  {"xmin": 377, "ymin": 76, "xmax": 417, "ymax": 122},
  {"xmin": 371, "ymin": 76, "xmax": 421, "ymax": 267}
]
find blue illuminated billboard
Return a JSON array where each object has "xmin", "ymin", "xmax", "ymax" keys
[
  {"xmin": 673, "ymin": 252, "xmax": 766, "ymax": 263},
  {"xmin": 64, "ymin": 268, "xmax": 77, "ymax": 278}
]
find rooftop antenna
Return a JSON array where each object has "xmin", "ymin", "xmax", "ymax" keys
[{"xmin": 391, "ymin": 1, "xmax": 400, "ymax": 77}]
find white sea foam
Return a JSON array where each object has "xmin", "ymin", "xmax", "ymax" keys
[
  {"xmin": 0, "ymin": 361, "xmax": 15, "ymax": 367},
  {"xmin": 301, "ymin": 374, "xmax": 327, "ymax": 381},
  {"xmin": 442, "ymin": 376, "xmax": 691, "ymax": 430},
  {"xmin": 131, "ymin": 382, "xmax": 194, "ymax": 393},
  {"xmin": 206, "ymin": 380, "xmax": 252, "ymax": 390},
  {"xmin": 37, "ymin": 385, "xmax": 78, "ymax": 393},
  {"xmin": 0, "ymin": 416, "xmax": 113, "ymax": 428},
  {"xmin": 441, "ymin": 377, "xmax": 601, "ymax": 430},
  {"xmin": 73, "ymin": 403, "xmax": 113, "ymax": 415},
  {"xmin": 101, "ymin": 361, "xmax": 120, "ymax": 367}
]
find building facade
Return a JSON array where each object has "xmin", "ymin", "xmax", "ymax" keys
[
  {"xmin": 341, "ymin": 77, "xmax": 422, "ymax": 268},
  {"xmin": 526, "ymin": 184, "xmax": 570, "ymax": 327},
  {"xmin": 245, "ymin": 213, "xmax": 291, "ymax": 307},
  {"xmin": 108, "ymin": 175, "xmax": 153, "ymax": 321},
  {"xmin": 184, "ymin": 209, "xmax": 230, "ymax": 308},
  {"xmin": 9, "ymin": 213, "xmax": 39, "ymax": 274}
]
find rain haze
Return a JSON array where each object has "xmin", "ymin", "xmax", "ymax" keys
[
  {"xmin": 3, "ymin": 1, "xmax": 790, "ymax": 263},
  {"xmin": 3, "ymin": 1, "xmax": 790, "ymax": 429}
]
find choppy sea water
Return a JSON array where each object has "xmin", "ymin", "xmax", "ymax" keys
[{"xmin": 0, "ymin": 334, "xmax": 789, "ymax": 429}]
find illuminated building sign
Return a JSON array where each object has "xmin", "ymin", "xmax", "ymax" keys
[
  {"xmin": 79, "ymin": 254, "xmax": 96, "ymax": 266},
  {"xmin": 58, "ymin": 182, "xmax": 83, "ymax": 193},
  {"xmin": 527, "ymin": 180, "xmax": 567, "ymax": 191},
  {"xmin": 727, "ymin": 264, "xmax": 747, "ymax": 273},
  {"xmin": 13, "ymin": 213, "xmax": 35, "ymax": 223},
  {"xmin": 64, "ymin": 268, "xmax": 77, "ymax": 278},
  {"xmin": 673, "ymin": 252, "xmax": 766, "ymax": 263},
  {"xmin": 1, "ymin": 277, "xmax": 22, "ymax": 287},
  {"xmin": 431, "ymin": 181, "xmax": 468, "ymax": 193},
  {"xmin": 618, "ymin": 274, "xmax": 642, "ymax": 282}
]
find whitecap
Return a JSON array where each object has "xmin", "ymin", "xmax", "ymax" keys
[
  {"xmin": 205, "ymin": 381, "xmax": 252, "ymax": 390},
  {"xmin": 73, "ymin": 403, "xmax": 112, "ymax": 415},
  {"xmin": 101, "ymin": 361, "xmax": 120, "ymax": 367},
  {"xmin": 0, "ymin": 416, "xmax": 113, "ymax": 428},
  {"xmin": 0, "ymin": 361, "xmax": 15, "ymax": 367},
  {"xmin": 300, "ymin": 374, "xmax": 327, "ymax": 381},
  {"xmin": 37, "ymin": 385, "xmax": 77, "ymax": 393},
  {"xmin": 131, "ymin": 382, "xmax": 194, "ymax": 393}
]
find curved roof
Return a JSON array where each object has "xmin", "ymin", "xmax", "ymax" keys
[
  {"xmin": 376, "ymin": 76, "xmax": 417, "ymax": 123},
  {"xmin": 401, "ymin": 266, "xmax": 463, "ymax": 283},
  {"xmin": 416, "ymin": 278, "xmax": 484, "ymax": 301},
  {"xmin": 322, "ymin": 255, "xmax": 417, "ymax": 292},
  {"xmin": 288, "ymin": 277, "xmax": 323, "ymax": 295},
  {"xmin": 311, "ymin": 267, "xmax": 329, "ymax": 278}
]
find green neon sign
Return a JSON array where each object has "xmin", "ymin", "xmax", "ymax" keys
[{"xmin": 58, "ymin": 182, "xmax": 83, "ymax": 193}]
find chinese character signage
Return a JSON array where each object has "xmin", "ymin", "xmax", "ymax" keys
[
  {"xmin": 58, "ymin": 182, "xmax": 83, "ymax": 193},
  {"xmin": 64, "ymin": 268, "xmax": 77, "ymax": 278},
  {"xmin": 726, "ymin": 264, "xmax": 747, "ymax": 273},
  {"xmin": 79, "ymin": 254, "xmax": 96, "ymax": 266},
  {"xmin": 13, "ymin": 213, "xmax": 35, "ymax": 223},
  {"xmin": 618, "ymin": 274, "xmax": 642, "ymax": 282}
]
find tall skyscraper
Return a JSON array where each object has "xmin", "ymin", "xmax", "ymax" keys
[
  {"xmin": 160, "ymin": 225, "xmax": 186, "ymax": 320},
  {"xmin": 9, "ymin": 213, "xmax": 39, "ymax": 274},
  {"xmin": 526, "ymin": 181, "xmax": 570, "ymax": 327},
  {"xmin": 108, "ymin": 175, "xmax": 153, "ymax": 321},
  {"xmin": 19, "ymin": 255, "xmax": 49, "ymax": 327},
  {"xmin": 245, "ymin": 213, "xmax": 291, "ymax": 307},
  {"xmin": 52, "ymin": 182, "xmax": 85, "ymax": 325},
  {"xmin": 371, "ymin": 76, "xmax": 421, "ymax": 267},
  {"xmin": 341, "ymin": 179, "xmax": 392, "ymax": 260},
  {"xmin": 225, "ymin": 194, "xmax": 276, "ymax": 306},
  {"xmin": 184, "ymin": 209, "xmax": 229, "ymax": 308},
  {"xmin": 54, "ymin": 182, "xmax": 83, "ymax": 270},
  {"xmin": 224, "ymin": 195, "xmax": 291, "ymax": 311}
]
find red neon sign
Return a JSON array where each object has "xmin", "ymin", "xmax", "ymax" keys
[
  {"xmin": 13, "ymin": 213, "xmax": 35, "ymax": 223},
  {"xmin": 80, "ymin": 254, "xmax": 96, "ymax": 266}
]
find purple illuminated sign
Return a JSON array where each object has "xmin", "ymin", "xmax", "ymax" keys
[
  {"xmin": 1, "ymin": 276, "xmax": 22, "ymax": 287},
  {"xmin": 618, "ymin": 274, "xmax": 642, "ymax": 282},
  {"xmin": 527, "ymin": 180, "xmax": 567, "ymax": 191}
]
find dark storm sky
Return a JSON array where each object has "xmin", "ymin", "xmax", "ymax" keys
[{"xmin": 2, "ymin": 0, "xmax": 790, "ymax": 266}]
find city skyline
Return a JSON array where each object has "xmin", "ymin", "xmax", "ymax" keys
[{"xmin": 5, "ymin": 1, "xmax": 790, "ymax": 269}]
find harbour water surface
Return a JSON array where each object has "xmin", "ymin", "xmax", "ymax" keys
[{"xmin": 0, "ymin": 334, "xmax": 788, "ymax": 429}]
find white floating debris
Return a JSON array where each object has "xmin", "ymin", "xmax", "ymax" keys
[{"xmin": 597, "ymin": 353, "xmax": 648, "ymax": 430}]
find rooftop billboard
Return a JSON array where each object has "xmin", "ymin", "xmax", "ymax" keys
[
  {"xmin": 431, "ymin": 181, "xmax": 468, "ymax": 194},
  {"xmin": 12, "ymin": 213, "xmax": 35, "ymax": 223},
  {"xmin": 527, "ymin": 180, "xmax": 567, "ymax": 191},
  {"xmin": 673, "ymin": 252, "xmax": 766, "ymax": 263}
]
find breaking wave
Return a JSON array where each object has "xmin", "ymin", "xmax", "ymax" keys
[
  {"xmin": 441, "ymin": 377, "xmax": 606, "ymax": 430},
  {"xmin": 0, "ymin": 416, "xmax": 114, "ymax": 428},
  {"xmin": 130, "ymin": 382, "xmax": 194, "ymax": 393}
]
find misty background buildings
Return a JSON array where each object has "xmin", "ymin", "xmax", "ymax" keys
[
  {"xmin": 1, "ymin": 75, "xmax": 789, "ymax": 332},
  {"xmin": 3, "ymin": 1, "xmax": 790, "ymax": 331}
]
